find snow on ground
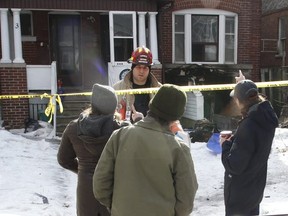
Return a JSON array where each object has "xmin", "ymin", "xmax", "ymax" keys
[{"xmin": 0, "ymin": 122, "xmax": 287, "ymax": 216}]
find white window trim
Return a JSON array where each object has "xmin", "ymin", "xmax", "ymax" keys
[
  {"xmin": 172, "ymin": 8, "xmax": 238, "ymax": 64},
  {"xmin": 109, "ymin": 11, "xmax": 137, "ymax": 66},
  {"xmin": 22, "ymin": 36, "xmax": 36, "ymax": 42},
  {"xmin": 277, "ymin": 17, "xmax": 286, "ymax": 57}
]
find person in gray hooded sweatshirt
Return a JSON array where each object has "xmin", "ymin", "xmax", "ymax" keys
[{"xmin": 57, "ymin": 83, "xmax": 121, "ymax": 216}]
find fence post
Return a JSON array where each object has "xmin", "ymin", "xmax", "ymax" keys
[{"xmin": 47, "ymin": 61, "xmax": 57, "ymax": 139}]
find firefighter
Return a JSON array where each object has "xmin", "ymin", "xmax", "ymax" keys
[{"xmin": 113, "ymin": 46, "xmax": 162, "ymax": 122}]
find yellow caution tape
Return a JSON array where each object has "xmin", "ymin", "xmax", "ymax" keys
[
  {"xmin": 1, "ymin": 80, "xmax": 288, "ymax": 121},
  {"xmin": 0, "ymin": 93, "xmax": 51, "ymax": 100},
  {"xmin": 115, "ymin": 80, "xmax": 288, "ymax": 95},
  {"xmin": 0, "ymin": 81, "xmax": 288, "ymax": 99},
  {"xmin": 0, "ymin": 93, "xmax": 63, "ymax": 123},
  {"xmin": 44, "ymin": 94, "xmax": 63, "ymax": 123},
  {"xmin": 44, "ymin": 97, "xmax": 53, "ymax": 122}
]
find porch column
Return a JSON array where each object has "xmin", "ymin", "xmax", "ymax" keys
[
  {"xmin": 11, "ymin": 8, "xmax": 24, "ymax": 63},
  {"xmin": 148, "ymin": 12, "xmax": 159, "ymax": 64},
  {"xmin": 137, "ymin": 12, "xmax": 146, "ymax": 47},
  {"xmin": 0, "ymin": 8, "xmax": 11, "ymax": 63}
]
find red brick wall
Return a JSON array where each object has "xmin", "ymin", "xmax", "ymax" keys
[
  {"xmin": 22, "ymin": 11, "xmax": 51, "ymax": 65},
  {"xmin": 261, "ymin": 9, "xmax": 288, "ymax": 68},
  {"xmin": 0, "ymin": 66, "xmax": 29, "ymax": 129},
  {"xmin": 151, "ymin": 67, "xmax": 163, "ymax": 83},
  {"xmin": 23, "ymin": 42, "xmax": 38, "ymax": 64},
  {"xmin": 158, "ymin": 0, "xmax": 262, "ymax": 81}
]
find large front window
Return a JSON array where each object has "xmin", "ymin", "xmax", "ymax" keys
[{"xmin": 173, "ymin": 9, "xmax": 238, "ymax": 64}]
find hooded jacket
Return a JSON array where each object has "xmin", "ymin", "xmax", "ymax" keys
[
  {"xmin": 221, "ymin": 100, "xmax": 278, "ymax": 215},
  {"xmin": 93, "ymin": 115, "xmax": 198, "ymax": 216},
  {"xmin": 57, "ymin": 113, "xmax": 120, "ymax": 216}
]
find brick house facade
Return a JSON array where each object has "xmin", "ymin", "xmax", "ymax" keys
[
  {"xmin": 261, "ymin": 0, "xmax": 288, "ymax": 115},
  {"xmin": 158, "ymin": 0, "xmax": 261, "ymax": 119},
  {"xmin": 158, "ymin": 0, "xmax": 261, "ymax": 80},
  {"xmin": 0, "ymin": 0, "xmax": 262, "ymax": 129}
]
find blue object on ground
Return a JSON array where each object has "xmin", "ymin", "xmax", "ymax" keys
[{"xmin": 206, "ymin": 133, "xmax": 222, "ymax": 154}]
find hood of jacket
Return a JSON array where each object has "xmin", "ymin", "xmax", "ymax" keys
[
  {"xmin": 246, "ymin": 100, "xmax": 278, "ymax": 131},
  {"xmin": 76, "ymin": 113, "xmax": 119, "ymax": 156},
  {"xmin": 77, "ymin": 113, "xmax": 115, "ymax": 138}
]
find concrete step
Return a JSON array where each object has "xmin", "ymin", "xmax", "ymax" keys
[{"xmin": 56, "ymin": 95, "xmax": 90, "ymax": 136}]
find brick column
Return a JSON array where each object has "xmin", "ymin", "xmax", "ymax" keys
[
  {"xmin": 0, "ymin": 65, "xmax": 29, "ymax": 129},
  {"xmin": 151, "ymin": 65, "xmax": 163, "ymax": 83}
]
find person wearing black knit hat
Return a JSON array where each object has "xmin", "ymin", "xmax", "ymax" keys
[
  {"xmin": 93, "ymin": 84, "xmax": 198, "ymax": 216},
  {"xmin": 149, "ymin": 83, "xmax": 187, "ymax": 121},
  {"xmin": 57, "ymin": 83, "xmax": 122, "ymax": 216},
  {"xmin": 220, "ymin": 78, "xmax": 279, "ymax": 216}
]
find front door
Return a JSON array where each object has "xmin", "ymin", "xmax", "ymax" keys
[{"xmin": 50, "ymin": 15, "xmax": 81, "ymax": 88}]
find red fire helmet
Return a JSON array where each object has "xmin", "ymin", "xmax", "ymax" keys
[{"xmin": 128, "ymin": 46, "xmax": 153, "ymax": 66}]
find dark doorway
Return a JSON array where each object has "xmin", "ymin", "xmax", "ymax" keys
[{"xmin": 49, "ymin": 15, "xmax": 81, "ymax": 87}]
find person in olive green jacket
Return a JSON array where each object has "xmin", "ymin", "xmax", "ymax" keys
[{"xmin": 93, "ymin": 84, "xmax": 198, "ymax": 216}]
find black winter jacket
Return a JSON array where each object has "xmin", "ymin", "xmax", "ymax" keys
[{"xmin": 221, "ymin": 100, "xmax": 278, "ymax": 215}]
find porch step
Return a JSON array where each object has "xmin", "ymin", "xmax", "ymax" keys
[{"xmin": 56, "ymin": 96, "xmax": 91, "ymax": 137}]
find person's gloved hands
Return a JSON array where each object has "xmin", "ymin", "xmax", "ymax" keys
[
  {"xmin": 219, "ymin": 135, "xmax": 233, "ymax": 146},
  {"xmin": 131, "ymin": 105, "xmax": 144, "ymax": 123},
  {"xmin": 132, "ymin": 111, "xmax": 144, "ymax": 123}
]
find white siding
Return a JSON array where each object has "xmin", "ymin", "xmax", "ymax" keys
[{"xmin": 183, "ymin": 91, "xmax": 204, "ymax": 120}]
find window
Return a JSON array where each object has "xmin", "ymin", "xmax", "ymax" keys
[
  {"xmin": 191, "ymin": 15, "xmax": 218, "ymax": 62},
  {"xmin": 225, "ymin": 17, "xmax": 235, "ymax": 63},
  {"xmin": 173, "ymin": 9, "xmax": 238, "ymax": 64},
  {"xmin": 21, "ymin": 11, "xmax": 36, "ymax": 42},
  {"xmin": 175, "ymin": 15, "xmax": 185, "ymax": 62},
  {"xmin": 20, "ymin": 11, "xmax": 33, "ymax": 36},
  {"xmin": 109, "ymin": 11, "xmax": 137, "ymax": 64},
  {"xmin": 277, "ymin": 17, "xmax": 287, "ymax": 56}
]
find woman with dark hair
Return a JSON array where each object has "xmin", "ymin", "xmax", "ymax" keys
[
  {"xmin": 57, "ymin": 83, "xmax": 122, "ymax": 216},
  {"xmin": 220, "ymin": 79, "xmax": 278, "ymax": 216}
]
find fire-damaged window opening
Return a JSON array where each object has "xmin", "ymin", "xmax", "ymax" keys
[{"xmin": 164, "ymin": 63, "xmax": 252, "ymax": 131}]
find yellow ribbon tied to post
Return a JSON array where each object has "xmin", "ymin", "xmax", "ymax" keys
[{"xmin": 43, "ymin": 94, "xmax": 63, "ymax": 123}]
